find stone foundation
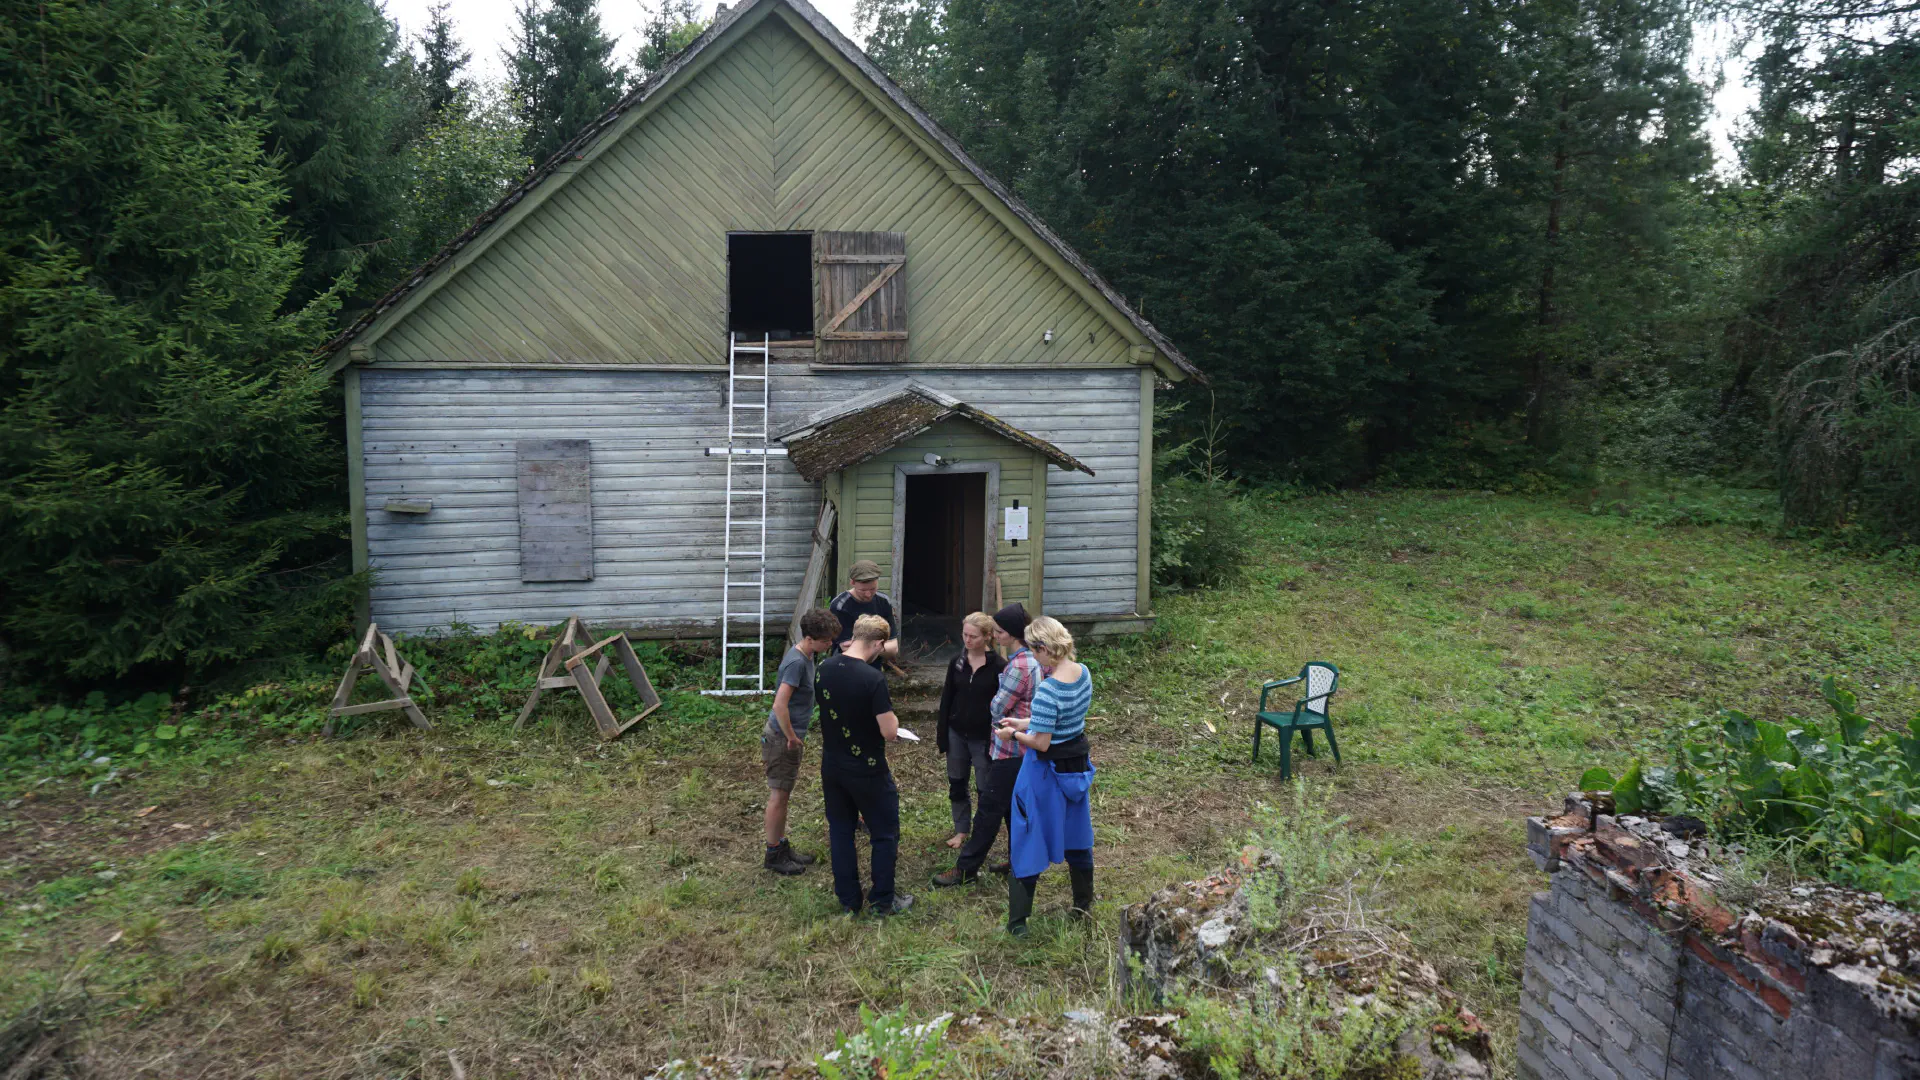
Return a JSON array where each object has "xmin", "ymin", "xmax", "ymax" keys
[{"xmin": 1521, "ymin": 796, "xmax": 1920, "ymax": 1080}]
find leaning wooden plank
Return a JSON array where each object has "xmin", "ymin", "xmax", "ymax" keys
[{"xmin": 788, "ymin": 500, "xmax": 837, "ymax": 643}]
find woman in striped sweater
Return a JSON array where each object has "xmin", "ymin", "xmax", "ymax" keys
[{"xmin": 1000, "ymin": 616, "xmax": 1095, "ymax": 936}]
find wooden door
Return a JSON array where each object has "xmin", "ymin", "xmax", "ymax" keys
[{"xmin": 816, "ymin": 231, "xmax": 906, "ymax": 364}]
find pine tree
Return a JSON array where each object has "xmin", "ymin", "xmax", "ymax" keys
[
  {"xmin": 417, "ymin": 2, "xmax": 473, "ymax": 117},
  {"xmin": 507, "ymin": 0, "xmax": 629, "ymax": 166},
  {"xmin": 0, "ymin": 0, "xmax": 353, "ymax": 682}
]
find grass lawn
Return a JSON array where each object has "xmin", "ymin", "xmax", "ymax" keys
[{"xmin": 4, "ymin": 488, "xmax": 1917, "ymax": 1078}]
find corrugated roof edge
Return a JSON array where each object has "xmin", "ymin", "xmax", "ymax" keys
[{"xmin": 319, "ymin": 0, "xmax": 1202, "ymax": 383}]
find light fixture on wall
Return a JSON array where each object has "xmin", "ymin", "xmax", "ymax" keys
[
  {"xmin": 1042, "ymin": 329, "xmax": 1054, "ymax": 344},
  {"xmin": 924, "ymin": 452, "xmax": 951, "ymax": 468}
]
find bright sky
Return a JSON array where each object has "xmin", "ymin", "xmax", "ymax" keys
[{"xmin": 386, "ymin": 0, "xmax": 1758, "ymax": 176}]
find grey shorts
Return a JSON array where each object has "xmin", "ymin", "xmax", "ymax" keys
[{"xmin": 762, "ymin": 731, "xmax": 803, "ymax": 791}]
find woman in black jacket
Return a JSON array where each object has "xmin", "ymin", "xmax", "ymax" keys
[{"xmin": 937, "ymin": 612, "xmax": 1006, "ymax": 849}]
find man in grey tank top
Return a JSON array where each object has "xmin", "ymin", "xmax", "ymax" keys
[{"xmin": 763, "ymin": 608, "xmax": 841, "ymax": 875}]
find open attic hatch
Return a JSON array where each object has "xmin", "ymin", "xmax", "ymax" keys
[{"xmin": 728, "ymin": 233, "xmax": 813, "ymax": 340}]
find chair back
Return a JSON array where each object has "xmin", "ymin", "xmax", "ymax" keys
[{"xmin": 1301, "ymin": 662, "xmax": 1339, "ymax": 715}]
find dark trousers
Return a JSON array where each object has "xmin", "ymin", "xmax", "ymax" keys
[
  {"xmin": 821, "ymin": 765, "xmax": 900, "ymax": 912},
  {"xmin": 1017, "ymin": 847, "xmax": 1094, "ymax": 887},
  {"xmin": 955, "ymin": 755, "xmax": 1022, "ymax": 874}
]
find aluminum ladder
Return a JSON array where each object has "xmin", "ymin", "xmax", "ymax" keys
[{"xmin": 702, "ymin": 333, "xmax": 783, "ymax": 695}]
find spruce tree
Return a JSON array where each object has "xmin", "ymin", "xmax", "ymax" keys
[
  {"xmin": 417, "ymin": 2, "xmax": 473, "ymax": 117},
  {"xmin": 226, "ymin": 0, "xmax": 422, "ymax": 307},
  {"xmin": 0, "ymin": 0, "xmax": 351, "ymax": 682},
  {"xmin": 507, "ymin": 0, "xmax": 629, "ymax": 165}
]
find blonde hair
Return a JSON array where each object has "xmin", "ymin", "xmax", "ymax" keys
[
  {"xmin": 851, "ymin": 613, "xmax": 892, "ymax": 643},
  {"xmin": 962, "ymin": 611, "xmax": 996, "ymax": 640},
  {"xmin": 1024, "ymin": 616, "xmax": 1075, "ymax": 662}
]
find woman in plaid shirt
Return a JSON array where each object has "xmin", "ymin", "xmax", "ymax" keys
[{"xmin": 933, "ymin": 603, "xmax": 1040, "ymax": 887}]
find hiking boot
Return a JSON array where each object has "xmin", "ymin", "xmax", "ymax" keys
[
  {"xmin": 988, "ymin": 859, "xmax": 1012, "ymax": 875},
  {"xmin": 763, "ymin": 845, "xmax": 806, "ymax": 876},
  {"xmin": 777, "ymin": 839, "xmax": 817, "ymax": 866},
  {"xmin": 932, "ymin": 866, "xmax": 977, "ymax": 887},
  {"xmin": 870, "ymin": 894, "xmax": 914, "ymax": 918}
]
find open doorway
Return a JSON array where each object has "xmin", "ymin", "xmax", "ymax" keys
[
  {"xmin": 899, "ymin": 471, "xmax": 987, "ymax": 661},
  {"xmin": 728, "ymin": 233, "xmax": 812, "ymax": 340}
]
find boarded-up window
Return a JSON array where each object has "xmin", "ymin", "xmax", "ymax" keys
[
  {"xmin": 517, "ymin": 439, "xmax": 593, "ymax": 582},
  {"xmin": 816, "ymin": 231, "xmax": 906, "ymax": 364}
]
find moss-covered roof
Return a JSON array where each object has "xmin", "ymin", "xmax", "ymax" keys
[{"xmin": 777, "ymin": 382, "xmax": 1095, "ymax": 482}]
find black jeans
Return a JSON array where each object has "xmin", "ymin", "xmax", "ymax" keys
[
  {"xmin": 821, "ymin": 765, "xmax": 900, "ymax": 912},
  {"xmin": 955, "ymin": 755, "xmax": 1022, "ymax": 874}
]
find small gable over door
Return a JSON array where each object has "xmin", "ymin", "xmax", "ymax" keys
[{"xmin": 816, "ymin": 231, "xmax": 906, "ymax": 364}]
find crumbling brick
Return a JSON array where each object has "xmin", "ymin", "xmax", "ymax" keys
[{"xmin": 1520, "ymin": 799, "xmax": 1920, "ymax": 1080}]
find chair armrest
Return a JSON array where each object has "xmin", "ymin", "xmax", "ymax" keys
[{"xmin": 1258, "ymin": 676, "xmax": 1302, "ymax": 712}]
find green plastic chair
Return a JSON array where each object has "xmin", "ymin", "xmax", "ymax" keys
[{"xmin": 1253, "ymin": 662, "xmax": 1341, "ymax": 780}]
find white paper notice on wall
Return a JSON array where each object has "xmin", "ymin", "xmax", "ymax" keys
[{"xmin": 1003, "ymin": 505, "xmax": 1029, "ymax": 542}]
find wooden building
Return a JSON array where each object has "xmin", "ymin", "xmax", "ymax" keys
[{"xmin": 323, "ymin": 0, "xmax": 1199, "ymax": 651}]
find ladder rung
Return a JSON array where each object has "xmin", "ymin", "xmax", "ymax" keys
[
  {"xmin": 727, "ymin": 550, "xmax": 763, "ymax": 557},
  {"xmin": 732, "ymin": 403, "xmax": 766, "ymax": 409},
  {"xmin": 733, "ymin": 374, "xmax": 767, "ymax": 381},
  {"xmin": 730, "ymin": 518, "xmax": 764, "ymax": 526}
]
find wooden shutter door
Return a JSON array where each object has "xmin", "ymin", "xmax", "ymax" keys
[
  {"xmin": 816, "ymin": 232, "xmax": 906, "ymax": 364},
  {"xmin": 517, "ymin": 439, "xmax": 594, "ymax": 582}
]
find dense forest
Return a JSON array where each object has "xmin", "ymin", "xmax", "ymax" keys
[{"xmin": 0, "ymin": 0, "xmax": 1913, "ymax": 687}]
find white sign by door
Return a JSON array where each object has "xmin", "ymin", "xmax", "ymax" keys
[{"xmin": 1003, "ymin": 505, "xmax": 1029, "ymax": 542}]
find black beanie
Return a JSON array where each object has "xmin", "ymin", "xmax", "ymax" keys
[{"xmin": 992, "ymin": 603, "xmax": 1030, "ymax": 643}]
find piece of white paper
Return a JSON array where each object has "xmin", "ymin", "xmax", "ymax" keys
[
  {"xmin": 894, "ymin": 728, "xmax": 922, "ymax": 742},
  {"xmin": 1003, "ymin": 506, "xmax": 1029, "ymax": 541}
]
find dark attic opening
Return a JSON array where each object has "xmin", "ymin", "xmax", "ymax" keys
[{"xmin": 728, "ymin": 232, "xmax": 813, "ymax": 340}]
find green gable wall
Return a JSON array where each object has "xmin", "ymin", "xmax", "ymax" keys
[
  {"xmin": 373, "ymin": 9, "xmax": 1136, "ymax": 369},
  {"xmin": 842, "ymin": 420, "xmax": 1043, "ymax": 611}
]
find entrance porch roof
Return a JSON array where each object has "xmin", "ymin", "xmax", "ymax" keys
[{"xmin": 775, "ymin": 381, "xmax": 1094, "ymax": 483}]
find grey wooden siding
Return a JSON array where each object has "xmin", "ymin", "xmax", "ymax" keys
[{"xmin": 360, "ymin": 367, "xmax": 1139, "ymax": 633}]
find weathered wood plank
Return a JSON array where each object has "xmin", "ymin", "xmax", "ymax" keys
[{"xmin": 517, "ymin": 440, "xmax": 593, "ymax": 582}]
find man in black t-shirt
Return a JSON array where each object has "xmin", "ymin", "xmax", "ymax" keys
[
  {"xmin": 828, "ymin": 560, "xmax": 899, "ymax": 663},
  {"xmin": 815, "ymin": 614, "xmax": 912, "ymax": 916}
]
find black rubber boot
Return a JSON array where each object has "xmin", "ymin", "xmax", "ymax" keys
[
  {"xmin": 1007, "ymin": 875, "xmax": 1037, "ymax": 937},
  {"xmin": 1069, "ymin": 866, "xmax": 1094, "ymax": 919}
]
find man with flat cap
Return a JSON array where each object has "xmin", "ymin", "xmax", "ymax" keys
[{"xmin": 829, "ymin": 560, "xmax": 899, "ymax": 664}]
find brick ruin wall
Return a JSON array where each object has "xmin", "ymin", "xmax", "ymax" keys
[{"xmin": 1520, "ymin": 797, "xmax": 1920, "ymax": 1080}]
